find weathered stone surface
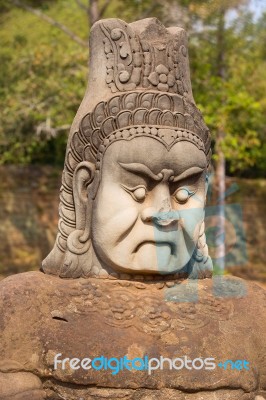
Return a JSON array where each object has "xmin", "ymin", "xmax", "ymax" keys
[
  {"xmin": 0, "ymin": 272, "xmax": 266, "ymax": 399},
  {"xmin": 0, "ymin": 371, "xmax": 44, "ymax": 400}
]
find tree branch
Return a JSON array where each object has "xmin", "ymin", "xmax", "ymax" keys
[
  {"xmin": 9, "ymin": 0, "xmax": 88, "ymax": 48},
  {"xmin": 36, "ymin": 118, "xmax": 71, "ymax": 139},
  {"xmin": 99, "ymin": 0, "xmax": 111, "ymax": 18},
  {"xmin": 75, "ymin": 0, "xmax": 88, "ymax": 12}
]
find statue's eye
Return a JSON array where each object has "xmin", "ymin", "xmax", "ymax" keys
[
  {"xmin": 121, "ymin": 184, "xmax": 147, "ymax": 202},
  {"xmin": 174, "ymin": 188, "xmax": 193, "ymax": 204},
  {"xmin": 132, "ymin": 186, "xmax": 147, "ymax": 202}
]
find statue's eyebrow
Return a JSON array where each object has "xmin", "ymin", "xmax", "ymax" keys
[
  {"xmin": 118, "ymin": 162, "xmax": 204, "ymax": 182},
  {"xmin": 118, "ymin": 163, "xmax": 161, "ymax": 181},
  {"xmin": 119, "ymin": 163, "xmax": 205, "ymax": 183},
  {"xmin": 171, "ymin": 167, "xmax": 205, "ymax": 183}
]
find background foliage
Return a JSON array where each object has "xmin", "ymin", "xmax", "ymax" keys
[{"xmin": 0, "ymin": 0, "xmax": 265, "ymax": 176}]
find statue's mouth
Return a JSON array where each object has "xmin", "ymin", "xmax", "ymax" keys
[
  {"xmin": 132, "ymin": 241, "xmax": 177, "ymax": 272},
  {"xmin": 134, "ymin": 240, "xmax": 176, "ymax": 255}
]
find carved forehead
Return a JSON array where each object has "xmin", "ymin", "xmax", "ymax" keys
[{"xmin": 101, "ymin": 136, "xmax": 207, "ymax": 177}]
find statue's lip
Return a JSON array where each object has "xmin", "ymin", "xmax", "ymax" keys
[{"xmin": 134, "ymin": 240, "xmax": 176, "ymax": 255}]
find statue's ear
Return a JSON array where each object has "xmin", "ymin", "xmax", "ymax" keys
[{"xmin": 73, "ymin": 161, "xmax": 95, "ymax": 230}]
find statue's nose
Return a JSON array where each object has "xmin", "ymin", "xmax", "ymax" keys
[{"xmin": 141, "ymin": 186, "xmax": 179, "ymax": 227}]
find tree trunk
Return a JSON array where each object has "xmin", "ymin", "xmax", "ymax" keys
[
  {"xmin": 89, "ymin": 0, "xmax": 100, "ymax": 26},
  {"xmin": 215, "ymin": 135, "xmax": 226, "ymax": 272},
  {"xmin": 215, "ymin": 8, "xmax": 226, "ymax": 274}
]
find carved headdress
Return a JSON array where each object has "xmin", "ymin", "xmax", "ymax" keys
[{"xmin": 42, "ymin": 18, "xmax": 212, "ymax": 278}]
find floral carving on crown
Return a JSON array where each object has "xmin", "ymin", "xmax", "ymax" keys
[{"xmin": 148, "ymin": 64, "xmax": 176, "ymax": 92}]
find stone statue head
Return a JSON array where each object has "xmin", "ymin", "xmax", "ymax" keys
[{"xmin": 42, "ymin": 18, "xmax": 213, "ymax": 280}]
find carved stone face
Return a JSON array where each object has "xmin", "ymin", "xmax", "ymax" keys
[{"xmin": 91, "ymin": 135, "xmax": 207, "ymax": 275}]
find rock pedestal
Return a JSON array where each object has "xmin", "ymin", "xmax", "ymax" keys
[{"xmin": 0, "ymin": 272, "xmax": 266, "ymax": 399}]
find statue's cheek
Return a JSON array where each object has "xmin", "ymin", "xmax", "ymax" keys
[{"xmin": 93, "ymin": 206, "xmax": 139, "ymax": 243}]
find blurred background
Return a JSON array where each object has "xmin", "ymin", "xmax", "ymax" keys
[{"xmin": 0, "ymin": 0, "xmax": 265, "ymax": 285}]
